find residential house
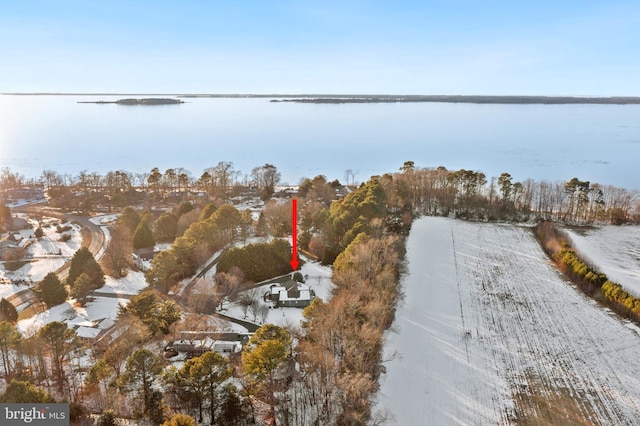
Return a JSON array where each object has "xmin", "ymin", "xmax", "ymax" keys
[
  {"xmin": 0, "ymin": 234, "xmax": 20, "ymax": 258},
  {"xmin": 170, "ymin": 337, "xmax": 242, "ymax": 357},
  {"xmin": 264, "ymin": 279, "xmax": 315, "ymax": 308}
]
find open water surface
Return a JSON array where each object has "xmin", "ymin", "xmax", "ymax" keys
[{"xmin": 1, "ymin": 94, "xmax": 639, "ymax": 189}]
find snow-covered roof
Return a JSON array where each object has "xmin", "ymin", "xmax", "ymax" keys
[
  {"xmin": 270, "ymin": 281, "xmax": 312, "ymax": 301},
  {"xmin": 76, "ymin": 326, "xmax": 102, "ymax": 339},
  {"xmin": 0, "ymin": 235, "xmax": 18, "ymax": 247}
]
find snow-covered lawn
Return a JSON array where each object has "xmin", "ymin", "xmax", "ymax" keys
[
  {"xmin": 27, "ymin": 216, "xmax": 83, "ymax": 257},
  {"xmin": 16, "ymin": 269, "xmax": 150, "ymax": 338},
  {"xmin": 377, "ymin": 217, "xmax": 640, "ymax": 425},
  {"xmin": 17, "ymin": 295, "xmax": 130, "ymax": 339},
  {"xmin": 200, "ymin": 256, "xmax": 334, "ymax": 330},
  {"xmin": 0, "ymin": 282, "xmax": 27, "ymax": 299},
  {"xmin": 96, "ymin": 270, "xmax": 149, "ymax": 296},
  {"xmin": 564, "ymin": 225, "xmax": 640, "ymax": 297},
  {"xmin": 1, "ymin": 215, "xmax": 83, "ymax": 292},
  {"xmin": 88, "ymin": 214, "xmax": 118, "ymax": 226}
]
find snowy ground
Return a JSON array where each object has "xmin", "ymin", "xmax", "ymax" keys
[
  {"xmin": 1, "ymin": 215, "xmax": 83, "ymax": 295},
  {"xmin": 564, "ymin": 225, "xmax": 640, "ymax": 297},
  {"xmin": 377, "ymin": 217, "xmax": 640, "ymax": 425},
  {"xmin": 95, "ymin": 270, "xmax": 149, "ymax": 296},
  {"xmin": 15, "ymin": 271, "xmax": 149, "ymax": 338},
  {"xmin": 16, "ymin": 295, "xmax": 130, "ymax": 339},
  {"xmin": 196, "ymin": 256, "xmax": 334, "ymax": 331}
]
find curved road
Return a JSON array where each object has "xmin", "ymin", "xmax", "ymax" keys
[
  {"xmin": 8, "ymin": 205, "xmax": 107, "ymax": 308},
  {"xmin": 10, "ymin": 206, "xmax": 258, "ymax": 336}
]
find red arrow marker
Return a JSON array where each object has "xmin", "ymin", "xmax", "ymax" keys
[{"xmin": 290, "ymin": 198, "xmax": 299, "ymax": 271}]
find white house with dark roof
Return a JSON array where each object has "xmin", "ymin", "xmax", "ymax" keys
[{"xmin": 264, "ymin": 279, "xmax": 315, "ymax": 308}]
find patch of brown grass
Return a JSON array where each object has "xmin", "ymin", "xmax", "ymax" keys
[
  {"xmin": 514, "ymin": 381, "xmax": 599, "ymax": 426},
  {"xmin": 17, "ymin": 302, "xmax": 46, "ymax": 321},
  {"xmin": 533, "ymin": 221, "xmax": 566, "ymax": 257}
]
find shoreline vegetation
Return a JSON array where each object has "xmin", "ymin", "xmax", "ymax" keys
[
  {"xmin": 535, "ymin": 221, "xmax": 640, "ymax": 323},
  {"xmin": 4, "ymin": 93, "xmax": 640, "ymax": 104},
  {"xmin": 269, "ymin": 95, "xmax": 640, "ymax": 104},
  {"xmin": 77, "ymin": 98, "xmax": 184, "ymax": 105}
]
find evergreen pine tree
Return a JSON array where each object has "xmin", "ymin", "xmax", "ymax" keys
[
  {"xmin": 0, "ymin": 298, "xmax": 18, "ymax": 323},
  {"xmin": 133, "ymin": 220, "xmax": 155, "ymax": 249},
  {"xmin": 153, "ymin": 212, "xmax": 178, "ymax": 243},
  {"xmin": 0, "ymin": 380, "xmax": 55, "ymax": 403},
  {"xmin": 118, "ymin": 206, "xmax": 141, "ymax": 233},
  {"xmin": 70, "ymin": 273, "xmax": 93, "ymax": 305},
  {"xmin": 34, "ymin": 227, "xmax": 44, "ymax": 238},
  {"xmin": 95, "ymin": 410, "xmax": 117, "ymax": 426},
  {"xmin": 0, "ymin": 204, "xmax": 12, "ymax": 225},
  {"xmin": 67, "ymin": 247, "xmax": 105, "ymax": 290},
  {"xmin": 37, "ymin": 272, "xmax": 68, "ymax": 308}
]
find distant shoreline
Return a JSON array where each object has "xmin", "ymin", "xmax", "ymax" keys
[
  {"xmin": 268, "ymin": 95, "xmax": 640, "ymax": 105},
  {"xmin": 77, "ymin": 98, "xmax": 184, "ymax": 105},
  {"xmin": 3, "ymin": 93, "xmax": 640, "ymax": 105}
]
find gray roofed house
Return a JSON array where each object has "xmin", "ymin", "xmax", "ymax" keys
[{"xmin": 264, "ymin": 279, "xmax": 315, "ymax": 308}]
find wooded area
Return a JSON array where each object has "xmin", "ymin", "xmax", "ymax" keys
[{"xmin": 1, "ymin": 160, "xmax": 639, "ymax": 424}]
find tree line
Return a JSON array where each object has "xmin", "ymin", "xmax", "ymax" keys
[
  {"xmin": 394, "ymin": 161, "xmax": 639, "ymax": 224},
  {"xmin": 145, "ymin": 204, "xmax": 244, "ymax": 293},
  {"xmin": 3, "ymin": 161, "xmax": 639, "ymax": 226},
  {"xmin": 4, "ymin": 158, "xmax": 640, "ymax": 424},
  {"xmin": 0, "ymin": 162, "xmax": 284, "ymax": 211}
]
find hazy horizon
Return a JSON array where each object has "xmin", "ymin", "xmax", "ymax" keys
[
  {"xmin": 1, "ymin": 1, "xmax": 639, "ymax": 95},
  {"xmin": 4, "ymin": 93, "xmax": 640, "ymax": 97}
]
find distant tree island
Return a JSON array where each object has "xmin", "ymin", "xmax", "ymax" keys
[
  {"xmin": 78, "ymin": 98, "xmax": 184, "ymax": 105},
  {"xmin": 269, "ymin": 95, "xmax": 640, "ymax": 104},
  {"xmin": 5, "ymin": 93, "xmax": 640, "ymax": 105}
]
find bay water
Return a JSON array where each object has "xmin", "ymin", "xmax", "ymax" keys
[{"xmin": 1, "ymin": 95, "xmax": 639, "ymax": 190}]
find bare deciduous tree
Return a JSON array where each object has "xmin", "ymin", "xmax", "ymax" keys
[{"xmin": 102, "ymin": 223, "xmax": 132, "ymax": 278}]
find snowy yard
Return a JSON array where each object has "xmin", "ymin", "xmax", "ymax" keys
[
  {"xmin": 96, "ymin": 270, "xmax": 149, "ymax": 296},
  {"xmin": 16, "ymin": 295, "xmax": 130, "ymax": 339},
  {"xmin": 1, "ymin": 214, "xmax": 83, "ymax": 294},
  {"xmin": 15, "ymin": 271, "xmax": 150, "ymax": 339},
  {"xmin": 377, "ymin": 217, "xmax": 640, "ymax": 425},
  {"xmin": 197, "ymin": 256, "xmax": 334, "ymax": 331}
]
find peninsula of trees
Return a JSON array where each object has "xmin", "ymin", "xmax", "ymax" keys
[
  {"xmin": 8, "ymin": 93, "xmax": 640, "ymax": 105},
  {"xmin": 269, "ymin": 95, "xmax": 640, "ymax": 104},
  {"xmin": 78, "ymin": 98, "xmax": 184, "ymax": 105}
]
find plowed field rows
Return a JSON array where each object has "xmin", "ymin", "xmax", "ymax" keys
[{"xmin": 377, "ymin": 217, "xmax": 640, "ymax": 425}]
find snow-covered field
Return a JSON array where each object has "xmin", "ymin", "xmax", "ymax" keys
[
  {"xmin": 377, "ymin": 217, "xmax": 640, "ymax": 425},
  {"xmin": 564, "ymin": 225, "xmax": 640, "ymax": 297}
]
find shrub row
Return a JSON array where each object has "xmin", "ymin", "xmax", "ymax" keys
[
  {"xmin": 554, "ymin": 243, "xmax": 607, "ymax": 291},
  {"xmin": 539, "ymin": 223, "xmax": 640, "ymax": 322},
  {"xmin": 602, "ymin": 280, "xmax": 640, "ymax": 319}
]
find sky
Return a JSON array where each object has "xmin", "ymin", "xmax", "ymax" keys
[{"xmin": 1, "ymin": 0, "xmax": 640, "ymax": 95}]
